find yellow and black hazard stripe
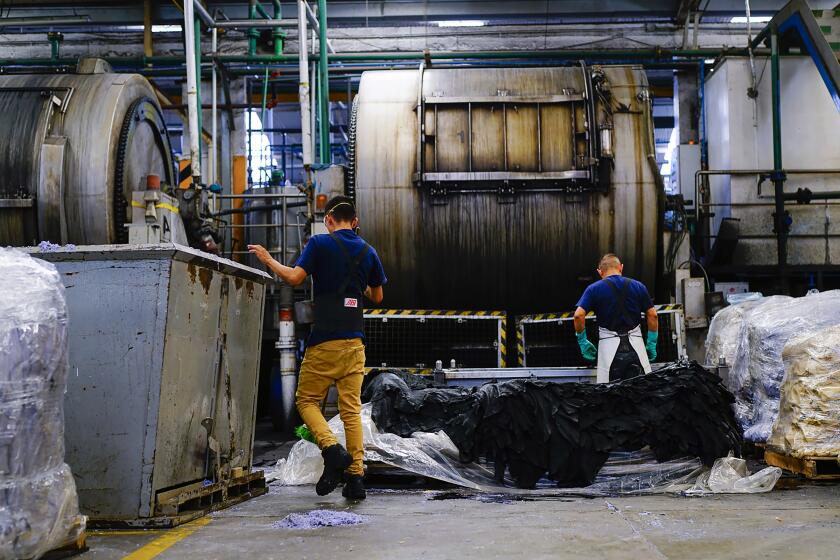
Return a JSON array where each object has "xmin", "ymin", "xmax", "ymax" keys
[
  {"xmin": 364, "ymin": 309, "xmax": 506, "ymax": 318},
  {"xmin": 364, "ymin": 366, "xmax": 434, "ymax": 375},
  {"xmin": 498, "ymin": 316, "xmax": 507, "ymax": 368},
  {"xmin": 516, "ymin": 324, "xmax": 526, "ymax": 367},
  {"xmin": 130, "ymin": 200, "xmax": 180, "ymax": 214},
  {"xmin": 517, "ymin": 304, "xmax": 683, "ymax": 324},
  {"xmin": 179, "ymin": 160, "xmax": 193, "ymax": 189}
]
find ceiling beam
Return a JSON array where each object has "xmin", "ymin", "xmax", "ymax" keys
[{"xmin": 675, "ymin": 0, "xmax": 702, "ymax": 23}]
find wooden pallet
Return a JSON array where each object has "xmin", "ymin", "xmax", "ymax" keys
[
  {"xmin": 765, "ymin": 448, "xmax": 840, "ymax": 480},
  {"xmin": 89, "ymin": 470, "xmax": 268, "ymax": 529},
  {"xmin": 42, "ymin": 518, "xmax": 88, "ymax": 559}
]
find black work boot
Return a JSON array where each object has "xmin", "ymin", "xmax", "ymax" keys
[
  {"xmin": 316, "ymin": 444, "xmax": 352, "ymax": 496},
  {"xmin": 342, "ymin": 474, "xmax": 366, "ymax": 500}
]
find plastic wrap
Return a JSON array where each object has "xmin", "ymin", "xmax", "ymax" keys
[
  {"xmin": 767, "ymin": 325, "xmax": 840, "ymax": 458},
  {"xmin": 686, "ymin": 456, "xmax": 781, "ymax": 495},
  {"xmin": 726, "ymin": 292, "xmax": 763, "ymax": 305},
  {"xmin": 704, "ymin": 298, "xmax": 769, "ymax": 369},
  {"xmin": 731, "ymin": 291, "xmax": 840, "ymax": 442},
  {"xmin": 0, "ymin": 248, "xmax": 85, "ymax": 560},
  {"xmin": 268, "ymin": 405, "xmax": 709, "ymax": 496}
]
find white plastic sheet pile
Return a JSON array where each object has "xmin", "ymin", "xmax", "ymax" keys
[
  {"xmin": 767, "ymin": 325, "xmax": 840, "ymax": 458},
  {"xmin": 268, "ymin": 405, "xmax": 779, "ymax": 496},
  {"xmin": 686, "ymin": 456, "xmax": 781, "ymax": 495},
  {"xmin": 0, "ymin": 248, "xmax": 86, "ymax": 560}
]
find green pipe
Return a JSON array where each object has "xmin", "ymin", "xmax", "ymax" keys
[
  {"xmin": 770, "ymin": 33, "xmax": 783, "ymax": 173},
  {"xmin": 317, "ymin": 0, "xmax": 330, "ymax": 164},
  {"xmin": 248, "ymin": 1, "xmax": 259, "ymax": 57},
  {"xmin": 255, "ymin": 2, "xmax": 271, "ymax": 19},
  {"xmin": 769, "ymin": 27, "xmax": 788, "ymax": 275},
  {"xmin": 260, "ymin": 66, "xmax": 269, "ymax": 125},
  {"xmin": 195, "ymin": 16, "xmax": 203, "ymax": 172},
  {"xmin": 273, "ymin": 0, "xmax": 284, "ymax": 56},
  {"xmin": 49, "ymin": 36, "xmax": 61, "ymax": 60}
]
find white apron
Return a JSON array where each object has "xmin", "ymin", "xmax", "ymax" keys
[{"xmin": 596, "ymin": 325, "xmax": 652, "ymax": 384}]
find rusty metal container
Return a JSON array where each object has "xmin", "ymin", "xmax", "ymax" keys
[
  {"xmin": 0, "ymin": 61, "xmax": 175, "ymax": 246},
  {"xmin": 30, "ymin": 244, "xmax": 269, "ymax": 523},
  {"xmin": 350, "ymin": 66, "xmax": 661, "ymax": 313}
]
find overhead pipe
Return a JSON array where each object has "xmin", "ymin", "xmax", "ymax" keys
[
  {"xmin": 0, "ymin": 47, "xmax": 752, "ymax": 69},
  {"xmin": 193, "ymin": 1, "xmax": 214, "ymax": 28},
  {"xmin": 0, "ymin": 16, "xmax": 90, "ymax": 26},
  {"xmin": 183, "ymin": 0, "xmax": 202, "ymax": 182},
  {"xmin": 303, "ymin": 0, "xmax": 336, "ymax": 53}
]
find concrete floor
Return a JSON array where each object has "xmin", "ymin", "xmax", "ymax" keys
[{"xmin": 83, "ymin": 482, "xmax": 840, "ymax": 560}]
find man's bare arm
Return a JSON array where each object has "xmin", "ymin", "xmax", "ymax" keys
[
  {"xmin": 247, "ymin": 244, "xmax": 308, "ymax": 286},
  {"xmin": 365, "ymin": 285, "xmax": 384, "ymax": 305},
  {"xmin": 645, "ymin": 306, "xmax": 659, "ymax": 332},
  {"xmin": 573, "ymin": 306, "xmax": 587, "ymax": 333}
]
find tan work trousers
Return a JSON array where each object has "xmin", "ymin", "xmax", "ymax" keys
[{"xmin": 295, "ymin": 338, "xmax": 367, "ymax": 476}]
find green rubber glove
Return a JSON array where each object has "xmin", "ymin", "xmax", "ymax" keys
[
  {"xmin": 576, "ymin": 330, "xmax": 597, "ymax": 362},
  {"xmin": 646, "ymin": 330, "xmax": 658, "ymax": 362},
  {"xmin": 295, "ymin": 424, "xmax": 316, "ymax": 444}
]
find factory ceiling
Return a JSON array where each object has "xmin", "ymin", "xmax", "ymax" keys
[{"xmin": 2, "ymin": 0, "xmax": 839, "ymax": 30}]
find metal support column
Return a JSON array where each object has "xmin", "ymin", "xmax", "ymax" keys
[
  {"xmin": 143, "ymin": 0, "xmax": 153, "ymax": 58},
  {"xmin": 770, "ymin": 28, "xmax": 788, "ymax": 290},
  {"xmin": 248, "ymin": 0, "xmax": 259, "ymax": 56},
  {"xmin": 183, "ymin": 0, "xmax": 202, "ymax": 182},
  {"xmin": 273, "ymin": 0, "xmax": 284, "ymax": 55},
  {"xmin": 317, "ymin": 0, "xmax": 331, "ymax": 164},
  {"xmin": 195, "ymin": 16, "xmax": 203, "ymax": 174}
]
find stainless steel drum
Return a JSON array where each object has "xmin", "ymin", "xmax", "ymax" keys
[
  {"xmin": 351, "ymin": 65, "xmax": 661, "ymax": 313},
  {"xmin": 0, "ymin": 61, "xmax": 175, "ymax": 246}
]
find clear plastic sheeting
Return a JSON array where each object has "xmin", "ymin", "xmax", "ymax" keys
[
  {"xmin": 706, "ymin": 296, "xmax": 792, "ymax": 388},
  {"xmin": 731, "ymin": 291, "xmax": 840, "ymax": 442},
  {"xmin": 0, "ymin": 248, "xmax": 85, "ymax": 560},
  {"xmin": 726, "ymin": 292, "xmax": 763, "ymax": 305},
  {"xmin": 686, "ymin": 456, "xmax": 781, "ymax": 495},
  {"xmin": 268, "ymin": 405, "xmax": 710, "ymax": 496},
  {"xmin": 767, "ymin": 325, "xmax": 840, "ymax": 458}
]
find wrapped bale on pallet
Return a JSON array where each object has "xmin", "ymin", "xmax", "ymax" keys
[
  {"xmin": 767, "ymin": 325, "xmax": 840, "ymax": 458},
  {"xmin": 706, "ymin": 296, "xmax": 792, "ymax": 436},
  {"xmin": 730, "ymin": 291, "xmax": 840, "ymax": 442},
  {"xmin": 0, "ymin": 249, "xmax": 85, "ymax": 559}
]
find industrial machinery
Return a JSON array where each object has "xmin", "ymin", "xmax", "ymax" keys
[
  {"xmin": 0, "ymin": 61, "xmax": 266, "ymax": 524},
  {"xmin": 349, "ymin": 65, "xmax": 662, "ymax": 314},
  {"xmin": 31, "ymin": 245, "xmax": 269, "ymax": 525},
  {"xmin": 0, "ymin": 58, "xmax": 219, "ymax": 252}
]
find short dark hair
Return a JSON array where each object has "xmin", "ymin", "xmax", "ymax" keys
[
  {"xmin": 598, "ymin": 253, "xmax": 622, "ymax": 270},
  {"xmin": 324, "ymin": 195, "xmax": 356, "ymax": 223}
]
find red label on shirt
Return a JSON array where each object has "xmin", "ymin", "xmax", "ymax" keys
[{"xmin": 344, "ymin": 298, "xmax": 358, "ymax": 308}]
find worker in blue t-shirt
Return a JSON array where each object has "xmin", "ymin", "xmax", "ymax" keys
[
  {"xmin": 573, "ymin": 253, "xmax": 658, "ymax": 383},
  {"xmin": 248, "ymin": 196, "xmax": 386, "ymax": 501}
]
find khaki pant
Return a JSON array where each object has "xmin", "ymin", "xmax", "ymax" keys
[{"xmin": 295, "ymin": 338, "xmax": 366, "ymax": 476}]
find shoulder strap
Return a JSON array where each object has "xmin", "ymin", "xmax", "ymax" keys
[
  {"xmin": 604, "ymin": 276, "xmax": 636, "ymax": 326},
  {"xmin": 330, "ymin": 233, "xmax": 371, "ymax": 294}
]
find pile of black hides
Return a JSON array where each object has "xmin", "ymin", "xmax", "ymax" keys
[{"xmin": 361, "ymin": 362, "xmax": 743, "ymax": 489}]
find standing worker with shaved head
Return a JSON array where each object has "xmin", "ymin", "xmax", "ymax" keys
[
  {"xmin": 248, "ymin": 195, "xmax": 386, "ymax": 501},
  {"xmin": 573, "ymin": 254, "xmax": 658, "ymax": 383}
]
